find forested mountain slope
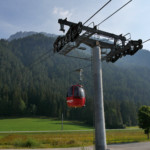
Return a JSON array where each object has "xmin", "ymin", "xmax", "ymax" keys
[
  {"xmin": 116, "ymin": 49, "xmax": 150, "ymax": 69},
  {"xmin": 0, "ymin": 33, "xmax": 150, "ymax": 128}
]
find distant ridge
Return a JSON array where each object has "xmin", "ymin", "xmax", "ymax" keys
[
  {"xmin": 115, "ymin": 49, "xmax": 150, "ymax": 69},
  {"xmin": 8, "ymin": 31, "xmax": 57, "ymax": 41}
]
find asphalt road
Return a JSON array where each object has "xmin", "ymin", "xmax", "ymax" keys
[
  {"xmin": 0, "ymin": 142, "xmax": 150, "ymax": 150},
  {"xmin": 108, "ymin": 142, "xmax": 150, "ymax": 150}
]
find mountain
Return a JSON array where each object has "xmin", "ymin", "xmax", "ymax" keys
[
  {"xmin": 8, "ymin": 31, "xmax": 57, "ymax": 41},
  {"xmin": 115, "ymin": 49, "xmax": 150, "ymax": 69},
  {"xmin": 0, "ymin": 33, "xmax": 150, "ymax": 128}
]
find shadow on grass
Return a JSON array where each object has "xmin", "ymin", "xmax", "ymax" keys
[
  {"xmin": 108, "ymin": 140, "xmax": 142, "ymax": 145},
  {"xmin": 0, "ymin": 116, "xmax": 48, "ymax": 120},
  {"xmin": 51, "ymin": 121, "xmax": 93, "ymax": 128}
]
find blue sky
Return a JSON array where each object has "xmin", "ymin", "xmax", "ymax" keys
[{"xmin": 0, "ymin": 0, "xmax": 150, "ymax": 50}]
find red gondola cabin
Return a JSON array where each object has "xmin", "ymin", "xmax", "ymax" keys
[{"xmin": 66, "ymin": 85, "xmax": 85, "ymax": 108}]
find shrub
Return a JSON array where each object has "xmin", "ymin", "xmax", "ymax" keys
[{"xmin": 14, "ymin": 138, "xmax": 40, "ymax": 148}]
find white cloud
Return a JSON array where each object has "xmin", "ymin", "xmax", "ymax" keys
[
  {"xmin": 53, "ymin": 7, "xmax": 58, "ymax": 14},
  {"xmin": 53, "ymin": 7, "xmax": 73, "ymax": 19}
]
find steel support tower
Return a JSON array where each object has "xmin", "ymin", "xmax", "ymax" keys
[{"xmin": 93, "ymin": 43, "xmax": 107, "ymax": 150}]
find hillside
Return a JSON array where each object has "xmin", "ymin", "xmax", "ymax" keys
[
  {"xmin": 0, "ymin": 33, "xmax": 150, "ymax": 128},
  {"xmin": 116, "ymin": 50, "xmax": 150, "ymax": 69}
]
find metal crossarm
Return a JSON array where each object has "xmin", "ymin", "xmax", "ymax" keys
[
  {"xmin": 54, "ymin": 18, "xmax": 143, "ymax": 63},
  {"xmin": 54, "ymin": 19, "xmax": 127, "ymax": 55},
  {"xmin": 58, "ymin": 19, "xmax": 126, "ymax": 40}
]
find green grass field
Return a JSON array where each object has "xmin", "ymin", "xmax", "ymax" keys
[
  {"xmin": 0, "ymin": 117, "xmax": 93, "ymax": 131},
  {"xmin": 0, "ymin": 117, "xmax": 148, "ymax": 148}
]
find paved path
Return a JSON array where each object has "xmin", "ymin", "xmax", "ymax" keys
[
  {"xmin": 0, "ymin": 142, "xmax": 150, "ymax": 150},
  {"xmin": 108, "ymin": 142, "xmax": 150, "ymax": 150}
]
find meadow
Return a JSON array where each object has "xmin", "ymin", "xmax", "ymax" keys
[
  {"xmin": 0, "ymin": 117, "xmax": 93, "ymax": 131},
  {"xmin": 0, "ymin": 117, "xmax": 148, "ymax": 148}
]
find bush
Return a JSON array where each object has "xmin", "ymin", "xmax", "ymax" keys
[{"xmin": 14, "ymin": 138, "xmax": 40, "ymax": 148}]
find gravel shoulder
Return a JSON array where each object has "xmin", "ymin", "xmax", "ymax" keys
[{"xmin": 0, "ymin": 142, "xmax": 150, "ymax": 150}]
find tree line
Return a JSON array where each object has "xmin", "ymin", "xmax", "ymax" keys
[{"xmin": 0, "ymin": 34, "xmax": 150, "ymax": 128}]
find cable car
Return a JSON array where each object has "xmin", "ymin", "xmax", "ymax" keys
[{"xmin": 66, "ymin": 84, "xmax": 85, "ymax": 108}]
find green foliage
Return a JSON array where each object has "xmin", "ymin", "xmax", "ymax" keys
[
  {"xmin": 0, "ymin": 34, "xmax": 150, "ymax": 128},
  {"xmin": 14, "ymin": 138, "xmax": 40, "ymax": 148},
  {"xmin": 138, "ymin": 105, "xmax": 150, "ymax": 139}
]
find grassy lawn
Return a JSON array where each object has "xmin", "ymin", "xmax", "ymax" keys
[
  {"xmin": 107, "ymin": 128, "xmax": 147, "ymax": 144},
  {"xmin": 0, "ymin": 117, "xmax": 93, "ymax": 131},
  {"xmin": 0, "ymin": 117, "xmax": 148, "ymax": 148}
]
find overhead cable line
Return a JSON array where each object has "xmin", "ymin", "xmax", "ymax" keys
[
  {"xmin": 87, "ymin": 22, "xmax": 95, "ymax": 27},
  {"xmin": 83, "ymin": 0, "xmax": 112, "ymax": 25},
  {"xmin": 64, "ymin": 54, "xmax": 91, "ymax": 61},
  {"xmin": 143, "ymin": 39, "xmax": 150, "ymax": 44},
  {"xmin": 28, "ymin": 50, "xmax": 54, "ymax": 69},
  {"xmin": 69, "ymin": 64, "xmax": 91, "ymax": 74},
  {"xmin": 97, "ymin": 0, "xmax": 132, "ymax": 26},
  {"xmin": 81, "ymin": 64, "xmax": 91, "ymax": 69},
  {"xmin": 30, "ymin": 53, "xmax": 55, "ymax": 68}
]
